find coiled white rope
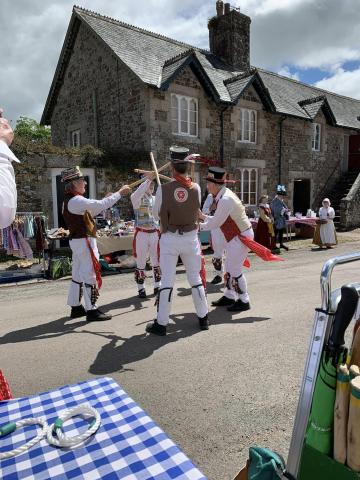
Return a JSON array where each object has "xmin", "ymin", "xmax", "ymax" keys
[
  {"xmin": 47, "ymin": 404, "xmax": 101, "ymax": 448},
  {"xmin": 0, "ymin": 417, "xmax": 48, "ymax": 460}
]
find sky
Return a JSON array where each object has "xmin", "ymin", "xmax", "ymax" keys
[{"xmin": 1, "ymin": 0, "xmax": 360, "ymax": 125}]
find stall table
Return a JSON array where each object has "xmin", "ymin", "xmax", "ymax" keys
[
  {"xmin": 0, "ymin": 377, "xmax": 206, "ymax": 480},
  {"xmin": 97, "ymin": 235, "xmax": 134, "ymax": 255},
  {"xmin": 250, "ymin": 216, "xmax": 317, "ymax": 240}
]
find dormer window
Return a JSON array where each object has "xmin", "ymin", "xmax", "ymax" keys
[
  {"xmin": 312, "ymin": 123, "xmax": 321, "ymax": 151},
  {"xmin": 239, "ymin": 108, "xmax": 257, "ymax": 143},
  {"xmin": 171, "ymin": 94, "xmax": 198, "ymax": 137}
]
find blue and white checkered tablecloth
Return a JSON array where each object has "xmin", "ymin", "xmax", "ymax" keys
[{"xmin": 0, "ymin": 377, "xmax": 207, "ymax": 480}]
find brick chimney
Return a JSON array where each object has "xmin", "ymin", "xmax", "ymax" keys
[{"xmin": 208, "ymin": 2, "xmax": 251, "ymax": 71}]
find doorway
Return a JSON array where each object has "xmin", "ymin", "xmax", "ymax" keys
[{"xmin": 293, "ymin": 179, "xmax": 311, "ymax": 215}]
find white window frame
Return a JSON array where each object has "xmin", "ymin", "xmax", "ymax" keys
[
  {"xmin": 171, "ymin": 94, "xmax": 198, "ymax": 137},
  {"xmin": 239, "ymin": 108, "xmax": 257, "ymax": 144},
  {"xmin": 312, "ymin": 123, "xmax": 321, "ymax": 151},
  {"xmin": 71, "ymin": 129, "xmax": 81, "ymax": 148},
  {"xmin": 236, "ymin": 167, "xmax": 258, "ymax": 206}
]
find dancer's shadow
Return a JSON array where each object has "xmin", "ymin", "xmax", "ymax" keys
[
  {"xmin": 176, "ymin": 283, "xmax": 223, "ymax": 297},
  {"xmin": 100, "ymin": 293, "xmax": 153, "ymax": 316},
  {"xmin": 88, "ymin": 311, "xmax": 270, "ymax": 375},
  {"xmin": 0, "ymin": 316, "xmax": 85, "ymax": 345}
]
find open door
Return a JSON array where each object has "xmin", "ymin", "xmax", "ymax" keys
[{"xmin": 293, "ymin": 179, "xmax": 311, "ymax": 215}]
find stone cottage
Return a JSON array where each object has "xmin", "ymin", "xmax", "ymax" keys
[{"xmin": 39, "ymin": 1, "xmax": 360, "ymax": 228}]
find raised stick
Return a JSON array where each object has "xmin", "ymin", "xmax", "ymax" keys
[{"xmin": 150, "ymin": 152, "xmax": 161, "ymax": 186}]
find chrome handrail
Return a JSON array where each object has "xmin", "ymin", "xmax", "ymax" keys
[{"xmin": 320, "ymin": 251, "xmax": 360, "ymax": 312}]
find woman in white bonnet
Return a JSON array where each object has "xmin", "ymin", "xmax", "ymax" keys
[{"xmin": 313, "ymin": 198, "xmax": 337, "ymax": 248}]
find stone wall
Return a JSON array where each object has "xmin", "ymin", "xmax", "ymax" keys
[
  {"xmin": 13, "ymin": 153, "xmax": 135, "ymax": 226},
  {"xmin": 51, "ymin": 22, "xmax": 149, "ymax": 157},
  {"xmin": 340, "ymin": 172, "xmax": 360, "ymax": 229}
]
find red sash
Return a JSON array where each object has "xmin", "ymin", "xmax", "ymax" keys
[
  {"xmin": 220, "ymin": 216, "xmax": 282, "ymax": 262},
  {"xmin": 85, "ymin": 237, "xmax": 102, "ymax": 289}
]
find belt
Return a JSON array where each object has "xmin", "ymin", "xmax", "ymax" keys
[{"xmin": 135, "ymin": 227, "xmax": 158, "ymax": 234}]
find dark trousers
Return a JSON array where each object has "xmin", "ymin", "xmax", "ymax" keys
[{"xmin": 275, "ymin": 227, "xmax": 285, "ymax": 245}]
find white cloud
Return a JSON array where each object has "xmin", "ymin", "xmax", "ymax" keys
[
  {"xmin": 277, "ymin": 66, "xmax": 299, "ymax": 80},
  {"xmin": 315, "ymin": 68, "xmax": 360, "ymax": 100},
  {"xmin": 1, "ymin": 0, "xmax": 360, "ymax": 123}
]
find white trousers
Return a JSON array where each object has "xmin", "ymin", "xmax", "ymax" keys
[
  {"xmin": 67, "ymin": 237, "xmax": 98, "ymax": 311},
  {"xmin": 135, "ymin": 230, "xmax": 160, "ymax": 291},
  {"xmin": 157, "ymin": 230, "xmax": 208, "ymax": 326},
  {"xmin": 211, "ymin": 228, "xmax": 226, "ymax": 275},
  {"xmin": 223, "ymin": 229, "xmax": 254, "ymax": 303}
]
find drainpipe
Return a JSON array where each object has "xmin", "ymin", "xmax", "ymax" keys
[
  {"xmin": 92, "ymin": 89, "xmax": 98, "ymax": 147},
  {"xmin": 278, "ymin": 115, "xmax": 286, "ymax": 184},
  {"xmin": 219, "ymin": 106, "xmax": 228, "ymax": 167}
]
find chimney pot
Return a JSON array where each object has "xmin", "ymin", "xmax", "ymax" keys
[
  {"xmin": 216, "ymin": 1, "xmax": 224, "ymax": 16},
  {"xmin": 224, "ymin": 3, "xmax": 231, "ymax": 14}
]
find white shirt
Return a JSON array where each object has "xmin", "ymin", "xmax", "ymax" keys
[
  {"xmin": 202, "ymin": 193, "xmax": 214, "ymax": 215},
  {"xmin": 67, "ymin": 192, "xmax": 121, "ymax": 217},
  {"xmin": 0, "ymin": 140, "xmax": 20, "ymax": 229},
  {"xmin": 130, "ymin": 179, "xmax": 154, "ymax": 210},
  {"xmin": 153, "ymin": 180, "xmax": 202, "ymax": 222},
  {"xmin": 200, "ymin": 187, "xmax": 230, "ymax": 231}
]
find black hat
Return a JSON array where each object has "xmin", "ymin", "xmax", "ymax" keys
[
  {"xmin": 205, "ymin": 166, "xmax": 227, "ymax": 184},
  {"xmin": 169, "ymin": 145, "xmax": 189, "ymax": 163}
]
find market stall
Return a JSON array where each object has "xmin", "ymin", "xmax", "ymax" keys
[{"xmin": 0, "ymin": 377, "xmax": 207, "ymax": 479}]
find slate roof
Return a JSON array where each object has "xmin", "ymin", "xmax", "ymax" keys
[{"xmin": 41, "ymin": 6, "xmax": 360, "ymax": 131}]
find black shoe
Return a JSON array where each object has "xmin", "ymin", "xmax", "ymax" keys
[
  {"xmin": 86, "ymin": 309, "xmax": 112, "ymax": 322},
  {"xmin": 146, "ymin": 320, "xmax": 166, "ymax": 336},
  {"xmin": 153, "ymin": 287, "xmax": 159, "ymax": 296},
  {"xmin": 138, "ymin": 289, "xmax": 147, "ymax": 299},
  {"xmin": 70, "ymin": 305, "xmax": 86, "ymax": 319},
  {"xmin": 227, "ymin": 300, "xmax": 251, "ymax": 312},
  {"xmin": 211, "ymin": 296, "xmax": 235, "ymax": 307},
  {"xmin": 198, "ymin": 315, "xmax": 209, "ymax": 330},
  {"xmin": 280, "ymin": 244, "xmax": 289, "ymax": 251},
  {"xmin": 210, "ymin": 275, "xmax": 222, "ymax": 285}
]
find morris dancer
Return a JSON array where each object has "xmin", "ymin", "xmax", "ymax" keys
[
  {"xmin": 130, "ymin": 178, "xmax": 161, "ymax": 298},
  {"xmin": 199, "ymin": 167, "xmax": 281, "ymax": 312},
  {"xmin": 0, "ymin": 109, "xmax": 20, "ymax": 229},
  {"xmin": 61, "ymin": 166, "xmax": 130, "ymax": 321},
  {"xmin": 202, "ymin": 177, "xmax": 227, "ymax": 285},
  {"xmin": 146, "ymin": 146, "xmax": 208, "ymax": 336}
]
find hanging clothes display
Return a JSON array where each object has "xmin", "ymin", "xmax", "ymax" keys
[{"xmin": 0, "ymin": 213, "xmax": 47, "ymax": 259}]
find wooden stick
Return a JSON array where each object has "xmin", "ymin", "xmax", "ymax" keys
[
  {"xmin": 150, "ymin": 152, "xmax": 161, "ymax": 186},
  {"xmin": 128, "ymin": 171, "xmax": 172, "ymax": 189},
  {"xmin": 159, "ymin": 174, "xmax": 172, "ymax": 181},
  {"xmin": 334, "ymin": 364, "xmax": 350, "ymax": 464},
  {"xmin": 347, "ymin": 376, "xmax": 360, "ymax": 471},
  {"xmin": 134, "ymin": 162, "xmax": 170, "ymax": 175}
]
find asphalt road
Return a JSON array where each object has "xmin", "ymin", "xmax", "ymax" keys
[{"xmin": 1, "ymin": 241, "xmax": 360, "ymax": 479}]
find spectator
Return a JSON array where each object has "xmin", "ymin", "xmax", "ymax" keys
[
  {"xmin": 313, "ymin": 198, "xmax": 337, "ymax": 249},
  {"xmin": 255, "ymin": 194, "xmax": 277, "ymax": 252},
  {"xmin": 270, "ymin": 185, "xmax": 290, "ymax": 251}
]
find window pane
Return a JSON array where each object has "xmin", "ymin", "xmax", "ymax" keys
[
  {"xmin": 250, "ymin": 111, "xmax": 256, "ymax": 142},
  {"xmin": 244, "ymin": 111, "xmax": 250, "ymax": 141},
  {"xmin": 180, "ymin": 121, "xmax": 188, "ymax": 133},
  {"xmin": 189, "ymin": 109, "xmax": 197, "ymax": 123},
  {"xmin": 190, "ymin": 122, "xmax": 197, "ymax": 136}
]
